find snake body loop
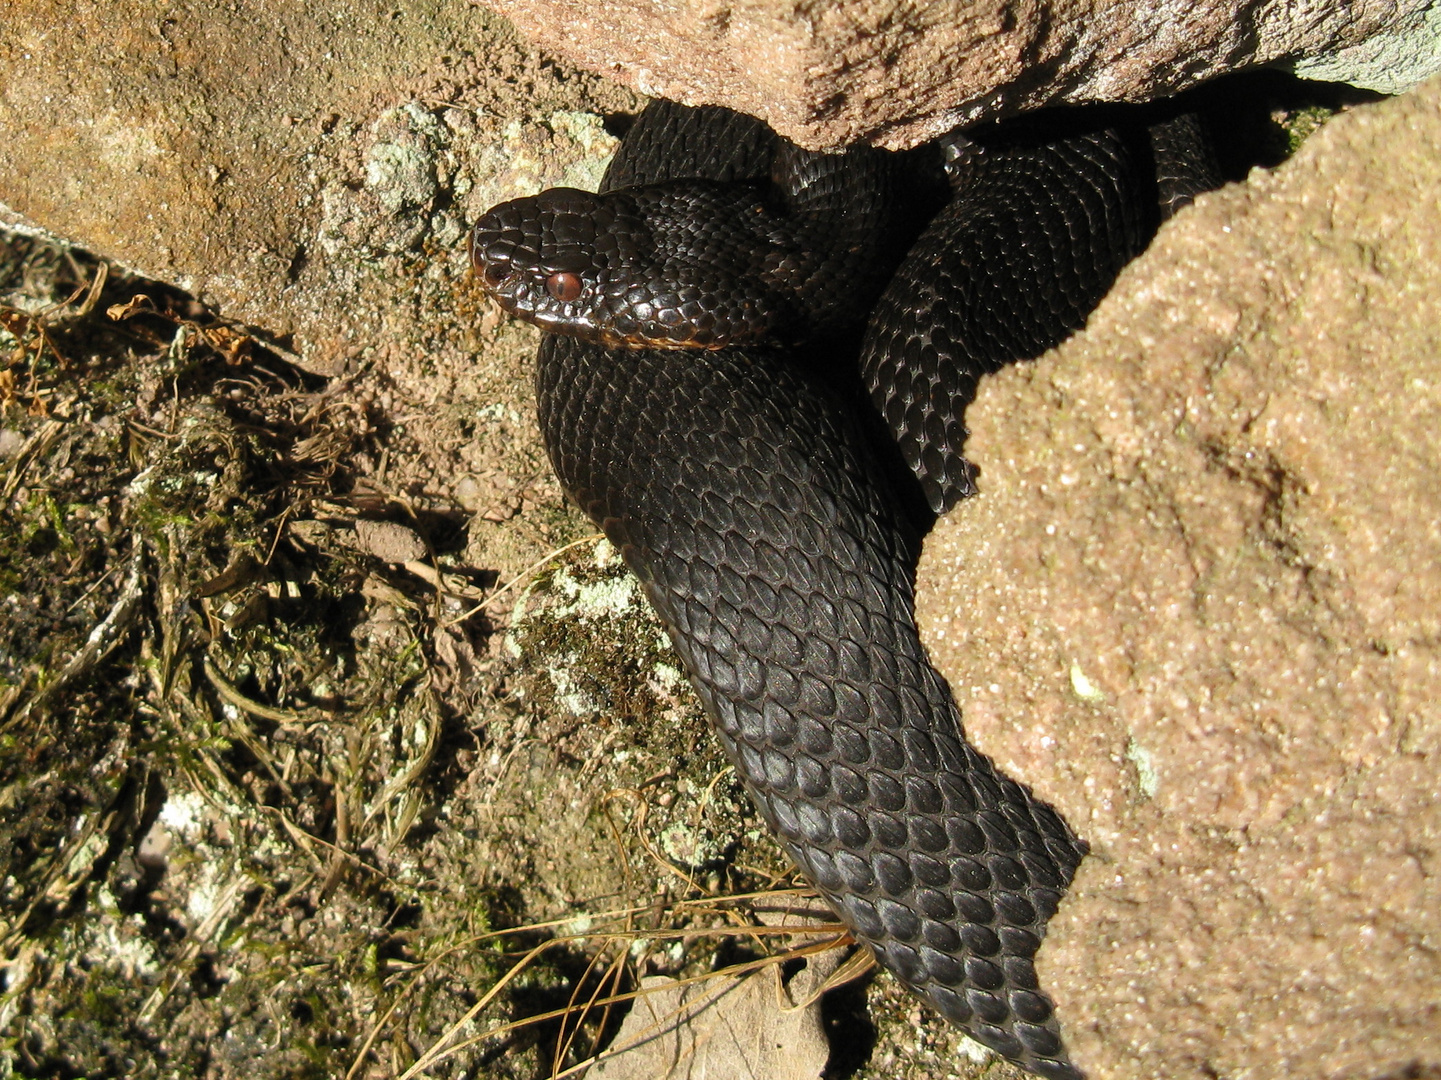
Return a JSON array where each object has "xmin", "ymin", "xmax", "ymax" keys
[
  {"xmin": 864, "ymin": 111, "xmax": 1217, "ymax": 511},
  {"xmin": 471, "ymin": 98, "xmax": 1219, "ymax": 1079}
]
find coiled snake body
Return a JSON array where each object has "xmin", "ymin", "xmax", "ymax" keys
[{"xmin": 471, "ymin": 99, "xmax": 1218, "ymax": 1079}]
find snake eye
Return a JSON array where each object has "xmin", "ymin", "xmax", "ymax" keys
[{"xmin": 545, "ymin": 272, "xmax": 584, "ymax": 303}]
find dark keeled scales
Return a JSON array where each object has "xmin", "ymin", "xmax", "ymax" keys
[
  {"xmin": 517, "ymin": 99, "xmax": 1141, "ymax": 1079},
  {"xmin": 862, "ymin": 115, "xmax": 1219, "ymax": 513},
  {"xmin": 537, "ymin": 335, "xmax": 1085, "ymax": 1077},
  {"xmin": 861, "ymin": 129, "xmax": 1151, "ymax": 513},
  {"xmin": 472, "ymin": 103, "xmax": 917, "ymax": 350}
]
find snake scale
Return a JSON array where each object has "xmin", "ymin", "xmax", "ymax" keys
[{"xmin": 470, "ymin": 96, "xmax": 1219, "ymax": 1078}]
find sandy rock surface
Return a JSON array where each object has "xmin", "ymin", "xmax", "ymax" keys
[
  {"xmin": 481, "ymin": 0, "xmax": 1435, "ymax": 148},
  {"xmin": 0, "ymin": 0, "xmax": 651, "ymax": 591},
  {"xmin": 916, "ymin": 77, "xmax": 1441, "ymax": 1080},
  {"xmin": 0, "ymin": 0, "xmax": 638, "ymax": 369}
]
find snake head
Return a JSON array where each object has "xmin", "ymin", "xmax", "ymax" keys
[
  {"xmin": 470, "ymin": 184, "xmax": 797, "ymax": 349},
  {"xmin": 469, "ymin": 187, "xmax": 641, "ymax": 344}
]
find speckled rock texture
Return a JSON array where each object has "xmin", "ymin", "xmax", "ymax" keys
[
  {"xmin": 0, "ymin": 0, "xmax": 638, "ymax": 370},
  {"xmin": 915, "ymin": 78, "xmax": 1441, "ymax": 1079},
  {"xmin": 480, "ymin": 0, "xmax": 1438, "ymax": 149}
]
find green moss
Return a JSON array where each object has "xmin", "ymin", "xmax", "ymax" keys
[{"xmin": 1286, "ymin": 104, "xmax": 1337, "ymax": 153}]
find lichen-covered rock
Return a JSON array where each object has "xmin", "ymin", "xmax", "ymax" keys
[
  {"xmin": 480, "ymin": 0, "xmax": 1438, "ymax": 149},
  {"xmin": 915, "ymin": 77, "xmax": 1441, "ymax": 1079}
]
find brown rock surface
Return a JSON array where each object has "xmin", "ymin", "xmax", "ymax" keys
[
  {"xmin": 915, "ymin": 78, "xmax": 1441, "ymax": 1078},
  {"xmin": 0, "ymin": 0, "xmax": 637, "ymax": 369},
  {"xmin": 481, "ymin": 0, "xmax": 1432, "ymax": 148}
]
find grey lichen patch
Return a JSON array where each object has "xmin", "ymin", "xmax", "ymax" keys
[
  {"xmin": 1289, "ymin": 3, "xmax": 1441, "ymax": 95},
  {"xmin": 546, "ymin": 109, "xmax": 621, "ymax": 193},
  {"xmin": 319, "ymin": 102, "xmax": 620, "ymax": 262},
  {"xmin": 504, "ymin": 539, "xmax": 782, "ymax": 882},
  {"xmin": 366, "ymin": 102, "xmax": 448, "ymax": 215},
  {"xmin": 659, "ymin": 819, "xmax": 728, "ymax": 869},
  {"xmin": 463, "ymin": 110, "xmax": 621, "ymax": 218},
  {"xmin": 321, "ymin": 100, "xmax": 457, "ymax": 258},
  {"xmin": 508, "ymin": 539, "xmax": 682, "ymax": 727}
]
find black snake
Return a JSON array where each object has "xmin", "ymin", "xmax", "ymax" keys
[{"xmin": 469, "ymin": 97, "xmax": 1218, "ymax": 1079}]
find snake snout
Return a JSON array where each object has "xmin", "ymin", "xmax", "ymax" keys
[
  {"xmin": 468, "ymin": 206, "xmax": 528, "ymax": 289},
  {"xmin": 472, "ymin": 182, "xmax": 803, "ymax": 350}
]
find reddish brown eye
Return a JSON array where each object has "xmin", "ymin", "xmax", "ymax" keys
[{"xmin": 545, "ymin": 272, "xmax": 583, "ymax": 303}]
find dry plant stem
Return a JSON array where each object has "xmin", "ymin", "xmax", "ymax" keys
[
  {"xmin": 202, "ymin": 653, "xmax": 316, "ymax": 727},
  {"xmin": 440, "ymin": 533, "xmax": 604, "ymax": 628},
  {"xmin": 551, "ymin": 938, "xmax": 629, "ymax": 1071},
  {"xmin": 254, "ymin": 807, "xmax": 403, "ymax": 888},
  {"xmin": 0, "ymin": 266, "xmax": 101, "ymax": 388},
  {"xmin": 599, "ymin": 776, "xmax": 757, "ymax": 901},
  {"xmin": 395, "ymin": 936, "xmax": 565, "ymax": 1080},
  {"xmin": 0, "ymin": 807, "xmax": 108, "ymax": 953},
  {"xmin": 0, "ymin": 418, "xmax": 65, "ymax": 501},
  {"xmin": 136, "ymin": 874, "xmax": 249, "ymax": 1023},
  {"xmin": 1, "ymin": 541, "xmax": 144, "ymax": 731},
  {"xmin": 360, "ymin": 681, "xmax": 441, "ymax": 835},
  {"xmin": 344, "ymin": 931, "xmax": 511, "ymax": 1080},
  {"xmin": 348, "ymin": 894, "xmax": 846, "ymax": 1078},
  {"xmin": 788, "ymin": 946, "xmax": 875, "ymax": 1011},
  {"xmin": 419, "ymin": 935, "xmax": 854, "ymax": 1078}
]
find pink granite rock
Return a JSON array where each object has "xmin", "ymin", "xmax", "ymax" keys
[
  {"xmin": 915, "ymin": 77, "xmax": 1441, "ymax": 1080},
  {"xmin": 481, "ymin": 0, "xmax": 1436, "ymax": 148}
]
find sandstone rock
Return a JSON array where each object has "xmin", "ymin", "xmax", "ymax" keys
[
  {"xmin": 0, "ymin": 1, "xmax": 637, "ymax": 369},
  {"xmin": 2, "ymin": 0, "xmax": 1430, "ymax": 385},
  {"xmin": 480, "ymin": 0, "xmax": 1439, "ymax": 149},
  {"xmin": 915, "ymin": 78, "xmax": 1441, "ymax": 1079}
]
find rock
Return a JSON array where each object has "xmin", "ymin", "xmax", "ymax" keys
[
  {"xmin": 1291, "ymin": 3, "xmax": 1441, "ymax": 94},
  {"xmin": 352, "ymin": 519, "xmax": 427, "ymax": 564},
  {"xmin": 0, "ymin": 1, "xmax": 637, "ymax": 369},
  {"xmin": 479, "ymin": 0, "xmax": 1440, "ymax": 149},
  {"xmin": 915, "ymin": 78, "xmax": 1441, "ymax": 1079},
  {"xmin": 3, "ymin": 0, "xmax": 1432, "ymax": 385}
]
